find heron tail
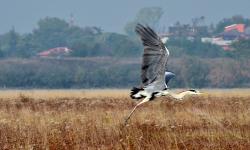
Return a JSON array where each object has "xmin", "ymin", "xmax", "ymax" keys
[{"xmin": 130, "ymin": 87, "xmax": 143, "ymax": 99}]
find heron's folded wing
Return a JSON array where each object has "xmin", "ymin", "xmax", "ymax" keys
[
  {"xmin": 165, "ymin": 71, "xmax": 175, "ymax": 86},
  {"xmin": 135, "ymin": 24, "xmax": 169, "ymax": 87}
]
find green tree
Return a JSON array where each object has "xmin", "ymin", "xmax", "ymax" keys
[
  {"xmin": 0, "ymin": 28, "xmax": 20, "ymax": 57},
  {"xmin": 70, "ymin": 33, "xmax": 141, "ymax": 57},
  {"xmin": 31, "ymin": 17, "xmax": 70, "ymax": 52},
  {"xmin": 231, "ymin": 39, "xmax": 250, "ymax": 58},
  {"xmin": 136, "ymin": 7, "xmax": 164, "ymax": 27},
  {"xmin": 124, "ymin": 22, "xmax": 138, "ymax": 37},
  {"xmin": 167, "ymin": 38, "xmax": 226, "ymax": 58},
  {"xmin": 96, "ymin": 33, "xmax": 141, "ymax": 57},
  {"xmin": 124, "ymin": 7, "xmax": 164, "ymax": 36},
  {"xmin": 16, "ymin": 34, "xmax": 37, "ymax": 58}
]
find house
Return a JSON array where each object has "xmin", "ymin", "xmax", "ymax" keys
[
  {"xmin": 224, "ymin": 24, "xmax": 245, "ymax": 33},
  {"xmin": 219, "ymin": 30, "xmax": 243, "ymax": 41},
  {"xmin": 37, "ymin": 47, "xmax": 72, "ymax": 57},
  {"xmin": 201, "ymin": 37, "xmax": 233, "ymax": 51},
  {"xmin": 168, "ymin": 24, "xmax": 209, "ymax": 38},
  {"xmin": 201, "ymin": 24, "xmax": 250, "ymax": 50},
  {"xmin": 219, "ymin": 24, "xmax": 249, "ymax": 40}
]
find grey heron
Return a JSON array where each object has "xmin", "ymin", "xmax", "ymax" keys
[{"xmin": 125, "ymin": 24, "xmax": 201, "ymax": 124}]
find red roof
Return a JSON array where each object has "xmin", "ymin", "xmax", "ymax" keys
[
  {"xmin": 225, "ymin": 24, "xmax": 245, "ymax": 33},
  {"xmin": 38, "ymin": 47, "xmax": 72, "ymax": 57}
]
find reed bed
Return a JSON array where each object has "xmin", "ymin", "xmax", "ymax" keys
[{"xmin": 0, "ymin": 89, "xmax": 249, "ymax": 149}]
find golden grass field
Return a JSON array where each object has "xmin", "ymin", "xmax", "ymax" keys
[{"xmin": 0, "ymin": 89, "xmax": 249, "ymax": 149}]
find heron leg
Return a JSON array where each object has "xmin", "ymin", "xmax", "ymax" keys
[{"xmin": 124, "ymin": 97, "xmax": 150, "ymax": 125}]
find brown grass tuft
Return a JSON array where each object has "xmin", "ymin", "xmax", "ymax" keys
[{"xmin": 0, "ymin": 90, "xmax": 249, "ymax": 149}]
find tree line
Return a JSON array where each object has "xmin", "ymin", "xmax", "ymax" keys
[
  {"xmin": 0, "ymin": 17, "xmax": 142, "ymax": 58},
  {"xmin": 0, "ymin": 57, "xmax": 249, "ymax": 88},
  {"xmin": 0, "ymin": 13, "xmax": 249, "ymax": 59},
  {"xmin": 0, "ymin": 7, "xmax": 250, "ymax": 88}
]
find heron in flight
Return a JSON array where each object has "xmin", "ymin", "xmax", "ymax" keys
[{"xmin": 125, "ymin": 24, "xmax": 201, "ymax": 124}]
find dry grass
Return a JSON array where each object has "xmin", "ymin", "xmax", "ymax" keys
[
  {"xmin": 0, "ymin": 89, "xmax": 128, "ymax": 99},
  {"xmin": 0, "ymin": 89, "xmax": 249, "ymax": 149}
]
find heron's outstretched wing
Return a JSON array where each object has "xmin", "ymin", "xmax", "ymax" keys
[{"xmin": 135, "ymin": 24, "xmax": 169, "ymax": 88}]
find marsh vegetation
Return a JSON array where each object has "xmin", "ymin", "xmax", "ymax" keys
[{"xmin": 0, "ymin": 89, "xmax": 249, "ymax": 149}]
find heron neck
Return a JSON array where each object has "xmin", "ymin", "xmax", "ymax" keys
[{"xmin": 169, "ymin": 91, "xmax": 190, "ymax": 100}]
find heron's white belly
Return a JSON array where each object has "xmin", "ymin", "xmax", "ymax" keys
[
  {"xmin": 133, "ymin": 90, "xmax": 169, "ymax": 99},
  {"xmin": 156, "ymin": 90, "xmax": 169, "ymax": 97}
]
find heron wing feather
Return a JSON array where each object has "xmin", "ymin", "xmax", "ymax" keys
[{"xmin": 135, "ymin": 24, "xmax": 169, "ymax": 89}]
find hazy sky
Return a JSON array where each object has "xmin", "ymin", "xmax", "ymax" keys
[{"xmin": 1, "ymin": 0, "xmax": 250, "ymax": 34}]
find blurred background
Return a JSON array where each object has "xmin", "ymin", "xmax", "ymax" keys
[{"xmin": 0, "ymin": 0, "xmax": 250, "ymax": 89}]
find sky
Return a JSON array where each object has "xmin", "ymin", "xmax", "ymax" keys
[{"xmin": 0, "ymin": 0, "xmax": 250, "ymax": 34}]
